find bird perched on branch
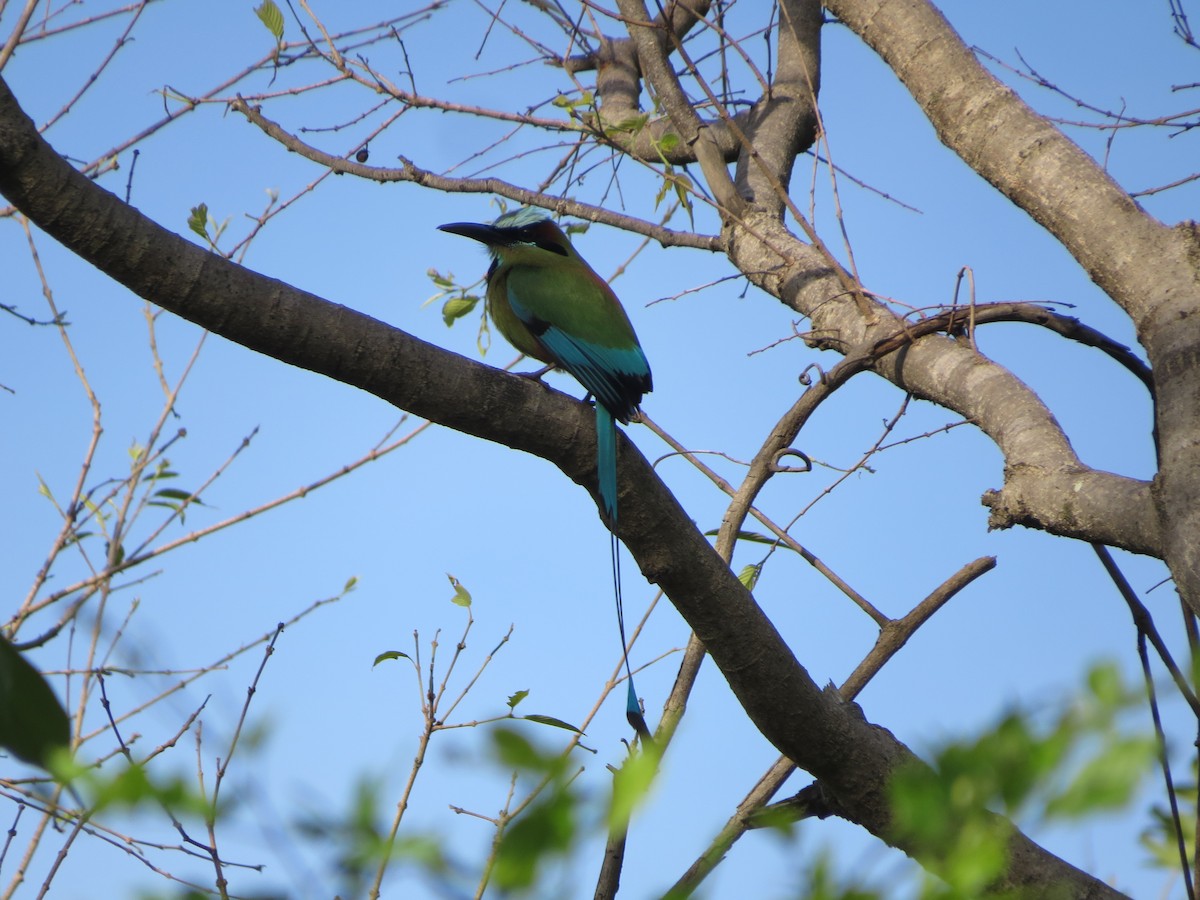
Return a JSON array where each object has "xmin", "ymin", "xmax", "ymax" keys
[{"xmin": 438, "ymin": 207, "xmax": 653, "ymax": 743}]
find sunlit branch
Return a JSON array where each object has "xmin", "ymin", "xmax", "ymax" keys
[{"xmin": 232, "ymin": 96, "xmax": 722, "ymax": 249}]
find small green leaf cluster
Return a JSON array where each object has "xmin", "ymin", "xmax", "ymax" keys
[
  {"xmin": 552, "ymin": 91, "xmax": 595, "ymax": 114},
  {"xmin": 254, "ymin": 0, "xmax": 284, "ymax": 44},
  {"xmin": 425, "ymin": 268, "xmax": 491, "ymax": 354},
  {"xmin": 39, "ymin": 447, "xmax": 205, "ymax": 565},
  {"xmin": 140, "ymin": 457, "xmax": 205, "ymax": 523},
  {"xmin": 187, "ymin": 203, "xmax": 231, "ymax": 250}
]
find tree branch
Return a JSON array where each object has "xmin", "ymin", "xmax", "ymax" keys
[
  {"xmin": 614, "ymin": 0, "xmax": 745, "ymax": 215},
  {"xmin": 0, "ymin": 74, "xmax": 1122, "ymax": 896},
  {"xmin": 729, "ymin": 0, "xmax": 822, "ymax": 215},
  {"xmin": 823, "ymin": 0, "xmax": 1199, "ymax": 609},
  {"xmin": 822, "ymin": 0, "xmax": 1185, "ymax": 330},
  {"xmin": 228, "ymin": 97, "xmax": 722, "ymax": 252},
  {"xmin": 722, "ymin": 211, "xmax": 1161, "ymax": 556}
]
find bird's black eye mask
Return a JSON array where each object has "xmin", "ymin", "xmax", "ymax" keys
[
  {"xmin": 512, "ymin": 223, "xmax": 570, "ymax": 256},
  {"xmin": 537, "ymin": 238, "xmax": 570, "ymax": 256}
]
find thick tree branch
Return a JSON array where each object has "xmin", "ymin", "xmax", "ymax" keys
[
  {"xmin": 614, "ymin": 0, "xmax": 745, "ymax": 215},
  {"xmin": 824, "ymin": 0, "xmax": 1199, "ymax": 616},
  {"xmin": 0, "ymin": 75, "xmax": 1121, "ymax": 896},
  {"xmin": 670, "ymin": 555, "xmax": 998, "ymax": 897},
  {"xmin": 584, "ymin": 3, "xmax": 1155, "ymax": 564},
  {"xmin": 730, "ymin": 0, "xmax": 822, "ymax": 213},
  {"xmin": 822, "ymin": 0, "xmax": 1187, "ymax": 330},
  {"xmin": 723, "ymin": 210, "xmax": 1161, "ymax": 556}
]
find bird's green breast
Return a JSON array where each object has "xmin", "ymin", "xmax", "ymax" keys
[{"xmin": 485, "ymin": 265, "xmax": 555, "ymax": 363}]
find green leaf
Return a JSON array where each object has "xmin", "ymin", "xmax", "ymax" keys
[
  {"xmin": 672, "ymin": 170, "xmax": 693, "ymax": 205},
  {"xmin": 522, "ymin": 714, "xmax": 583, "ymax": 734},
  {"xmin": 609, "ymin": 747, "xmax": 657, "ymax": 829},
  {"xmin": 373, "ymin": 650, "xmax": 411, "ymax": 666},
  {"xmin": 507, "ymin": 690, "xmax": 529, "ymax": 709},
  {"xmin": 0, "ymin": 636, "xmax": 70, "ymax": 769},
  {"xmin": 550, "ymin": 91, "xmax": 593, "ymax": 111},
  {"xmin": 492, "ymin": 728, "xmax": 544, "ymax": 770},
  {"xmin": 611, "ymin": 113, "xmax": 649, "ymax": 133},
  {"xmin": 737, "ymin": 563, "xmax": 762, "ymax": 591},
  {"xmin": 494, "ymin": 787, "xmax": 575, "ymax": 889},
  {"xmin": 654, "ymin": 167, "xmax": 693, "ymax": 217},
  {"xmin": 154, "ymin": 487, "xmax": 203, "ymax": 504},
  {"xmin": 489, "ymin": 728, "xmax": 578, "ymax": 888},
  {"xmin": 254, "ymin": 0, "xmax": 285, "ymax": 41},
  {"xmin": 87, "ymin": 761, "xmax": 210, "ymax": 816},
  {"xmin": 447, "ymin": 574, "xmax": 472, "ymax": 607},
  {"xmin": 941, "ymin": 817, "xmax": 1010, "ymax": 894},
  {"xmin": 704, "ymin": 528, "xmax": 777, "ymax": 546},
  {"xmin": 343, "ymin": 575, "xmax": 358, "ymax": 593},
  {"xmin": 187, "ymin": 204, "xmax": 209, "ymax": 240},
  {"xmin": 442, "ymin": 295, "xmax": 479, "ymax": 327},
  {"xmin": 654, "ymin": 169, "xmax": 672, "ymax": 210},
  {"xmin": 427, "ymin": 268, "xmax": 457, "ymax": 290},
  {"xmin": 658, "ymin": 132, "xmax": 680, "ymax": 153},
  {"xmin": 1086, "ymin": 661, "xmax": 1124, "ymax": 707},
  {"xmin": 1046, "ymin": 736, "xmax": 1156, "ymax": 817},
  {"xmin": 1142, "ymin": 796, "xmax": 1198, "ymax": 869}
]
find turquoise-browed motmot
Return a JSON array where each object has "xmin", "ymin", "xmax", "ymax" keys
[{"xmin": 438, "ymin": 207, "xmax": 653, "ymax": 743}]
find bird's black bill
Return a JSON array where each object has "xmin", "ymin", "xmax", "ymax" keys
[{"xmin": 438, "ymin": 222, "xmax": 506, "ymax": 246}]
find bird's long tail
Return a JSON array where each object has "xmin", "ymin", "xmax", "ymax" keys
[
  {"xmin": 597, "ymin": 405, "xmax": 653, "ymax": 746},
  {"xmin": 597, "ymin": 404, "xmax": 619, "ymax": 522}
]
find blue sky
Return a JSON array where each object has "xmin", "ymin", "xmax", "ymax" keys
[{"xmin": 2, "ymin": 1, "xmax": 1196, "ymax": 897}]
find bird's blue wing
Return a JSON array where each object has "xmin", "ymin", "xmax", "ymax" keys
[{"xmin": 506, "ymin": 280, "xmax": 650, "ymax": 422}]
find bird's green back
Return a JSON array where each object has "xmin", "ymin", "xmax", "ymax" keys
[{"xmin": 491, "ymin": 249, "xmax": 640, "ymax": 351}]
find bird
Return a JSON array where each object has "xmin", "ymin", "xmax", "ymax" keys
[{"xmin": 438, "ymin": 207, "xmax": 654, "ymax": 744}]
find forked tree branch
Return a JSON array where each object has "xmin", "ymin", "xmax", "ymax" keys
[
  {"xmin": 823, "ymin": 0, "xmax": 1199, "ymax": 610},
  {"xmin": 590, "ymin": 0, "xmax": 1158, "ymax": 558},
  {"xmin": 722, "ymin": 210, "xmax": 1160, "ymax": 554},
  {"xmin": 614, "ymin": 0, "xmax": 745, "ymax": 215}
]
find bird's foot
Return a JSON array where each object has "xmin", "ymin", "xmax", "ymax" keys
[{"xmin": 516, "ymin": 363, "xmax": 556, "ymax": 381}]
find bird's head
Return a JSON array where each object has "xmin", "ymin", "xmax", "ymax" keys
[{"xmin": 438, "ymin": 207, "xmax": 576, "ymax": 264}]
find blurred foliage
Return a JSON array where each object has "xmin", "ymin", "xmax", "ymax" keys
[
  {"xmin": 0, "ymin": 636, "xmax": 70, "ymax": 769},
  {"xmin": 887, "ymin": 661, "xmax": 1158, "ymax": 898},
  {"xmin": 490, "ymin": 727, "xmax": 582, "ymax": 890},
  {"xmin": 295, "ymin": 776, "xmax": 449, "ymax": 899},
  {"xmin": 217, "ymin": 661, "xmax": 1172, "ymax": 897}
]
